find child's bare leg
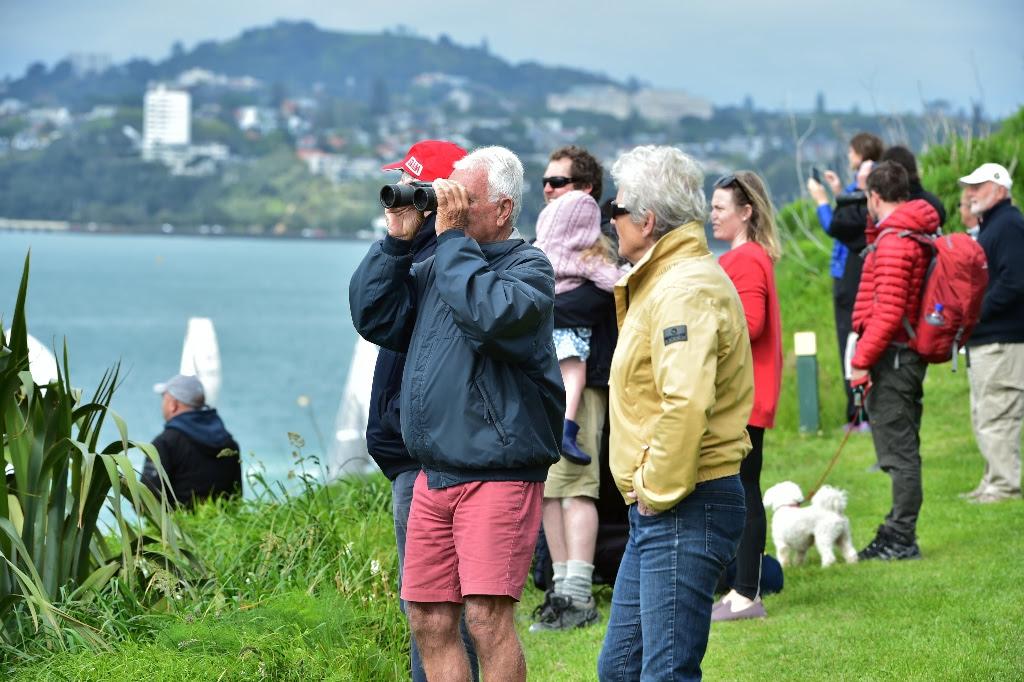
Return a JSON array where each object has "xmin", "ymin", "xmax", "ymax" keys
[{"xmin": 560, "ymin": 357, "xmax": 587, "ymax": 421}]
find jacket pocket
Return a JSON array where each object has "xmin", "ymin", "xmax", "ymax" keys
[{"xmin": 473, "ymin": 378, "xmax": 510, "ymax": 446}]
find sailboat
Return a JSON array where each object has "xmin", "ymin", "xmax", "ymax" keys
[
  {"xmin": 177, "ymin": 317, "xmax": 221, "ymax": 406},
  {"xmin": 327, "ymin": 336, "xmax": 379, "ymax": 478}
]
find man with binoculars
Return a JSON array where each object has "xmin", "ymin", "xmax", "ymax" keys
[{"xmin": 353, "ymin": 144, "xmax": 564, "ymax": 681}]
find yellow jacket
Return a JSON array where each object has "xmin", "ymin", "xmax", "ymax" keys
[{"xmin": 609, "ymin": 222, "xmax": 754, "ymax": 511}]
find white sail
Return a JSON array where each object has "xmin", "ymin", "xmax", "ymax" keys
[
  {"xmin": 328, "ymin": 336, "xmax": 379, "ymax": 478},
  {"xmin": 179, "ymin": 317, "xmax": 222, "ymax": 406},
  {"xmin": 3, "ymin": 331, "xmax": 59, "ymax": 387}
]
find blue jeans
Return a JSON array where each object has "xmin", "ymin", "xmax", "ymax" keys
[
  {"xmin": 598, "ymin": 475, "xmax": 745, "ymax": 682},
  {"xmin": 392, "ymin": 470, "xmax": 479, "ymax": 681}
]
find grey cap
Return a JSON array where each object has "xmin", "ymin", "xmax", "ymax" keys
[{"xmin": 153, "ymin": 374, "xmax": 205, "ymax": 407}]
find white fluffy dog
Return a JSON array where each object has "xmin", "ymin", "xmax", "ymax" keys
[{"xmin": 762, "ymin": 481, "xmax": 858, "ymax": 568}]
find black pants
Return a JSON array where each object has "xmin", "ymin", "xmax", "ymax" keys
[
  {"xmin": 867, "ymin": 347, "xmax": 927, "ymax": 542},
  {"xmin": 733, "ymin": 426, "xmax": 765, "ymax": 600}
]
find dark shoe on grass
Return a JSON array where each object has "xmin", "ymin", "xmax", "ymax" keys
[
  {"xmin": 858, "ymin": 526, "xmax": 921, "ymax": 561},
  {"xmin": 561, "ymin": 419, "xmax": 592, "ymax": 465},
  {"xmin": 528, "ymin": 594, "xmax": 598, "ymax": 632}
]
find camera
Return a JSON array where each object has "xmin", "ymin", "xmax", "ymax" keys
[{"xmin": 379, "ymin": 181, "xmax": 437, "ymax": 212}]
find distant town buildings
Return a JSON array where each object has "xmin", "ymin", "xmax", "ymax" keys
[
  {"xmin": 547, "ymin": 86, "xmax": 713, "ymax": 123},
  {"xmin": 68, "ymin": 53, "xmax": 112, "ymax": 77}
]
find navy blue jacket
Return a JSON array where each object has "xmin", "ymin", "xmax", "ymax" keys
[
  {"xmin": 350, "ymin": 228, "xmax": 564, "ymax": 488},
  {"xmin": 141, "ymin": 408, "xmax": 241, "ymax": 508},
  {"xmin": 969, "ymin": 199, "xmax": 1024, "ymax": 346},
  {"xmin": 364, "ymin": 216, "xmax": 438, "ymax": 480}
]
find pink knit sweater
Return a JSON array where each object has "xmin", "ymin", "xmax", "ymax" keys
[{"xmin": 534, "ymin": 190, "xmax": 627, "ymax": 295}]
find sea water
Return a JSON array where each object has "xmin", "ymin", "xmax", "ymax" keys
[{"xmin": 0, "ymin": 231, "xmax": 369, "ymax": 484}]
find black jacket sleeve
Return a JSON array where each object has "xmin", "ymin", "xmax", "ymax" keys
[
  {"xmin": 830, "ymin": 192, "xmax": 869, "ymax": 250},
  {"xmin": 348, "ymin": 235, "xmax": 419, "ymax": 353}
]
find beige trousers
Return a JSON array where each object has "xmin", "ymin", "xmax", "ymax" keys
[{"xmin": 968, "ymin": 343, "xmax": 1024, "ymax": 495}]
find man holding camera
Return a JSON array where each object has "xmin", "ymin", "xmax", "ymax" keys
[
  {"xmin": 351, "ymin": 146, "xmax": 564, "ymax": 682},
  {"xmin": 364, "ymin": 139, "xmax": 476, "ymax": 681}
]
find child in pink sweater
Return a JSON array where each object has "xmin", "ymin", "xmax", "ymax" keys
[{"xmin": 535, "ymin": 190, "xmax": 627, "ymax": 464}]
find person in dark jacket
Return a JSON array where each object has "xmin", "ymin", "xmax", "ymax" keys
[
  {"xmin": 141, "ymin": 374, "xmax": 240, "ymax": 508},
  {"xmin": 808, "ymin": 132, "xmax": 883, "ymax": 428},
  {"xmin": 350, "ymin": 146, "xmax": 562, "ymax": 682},
  {"xmin": 365, "ymin": 139, "xmax": 479, "ymax": 681},
  {"xmin": 851, "ymin": 162, "xmax": 941, "ymax": 562},
  {"xmin": 960, "ymin": 163, "xmax": 1024, "ymax": 503}
]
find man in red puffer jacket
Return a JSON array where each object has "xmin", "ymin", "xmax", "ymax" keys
[{"xmin": 850, "ymin": 161, "xmax": 941, "ymax": 561}]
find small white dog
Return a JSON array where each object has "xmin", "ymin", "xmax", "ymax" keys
[{"xmin": 762, "ymin": 481, "xmax": 858, "ymax": 568}]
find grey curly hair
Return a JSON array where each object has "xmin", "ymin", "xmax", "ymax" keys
[{"xmin": 611, "ymin": 146, "xmax": 706, "ymax": 238}]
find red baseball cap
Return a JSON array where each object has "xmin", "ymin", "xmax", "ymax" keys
[{"xmin": 381, "ymin": 140, "xmax": 467, "ymax": 182}]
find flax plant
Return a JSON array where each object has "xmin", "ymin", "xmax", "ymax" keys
[{"xmin": 0, "ymin": 254, "xmax": 199, "ymax": 647}]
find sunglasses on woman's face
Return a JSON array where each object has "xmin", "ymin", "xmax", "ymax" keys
[
  {"xmin": 608, "ymin": 201, "xmax": 631, "ymax": 218},
  {"xmin": 542, "ymin": 176, "xmax": 576, "ymax": 189}
]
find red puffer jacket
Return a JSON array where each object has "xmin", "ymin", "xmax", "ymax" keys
[{"xmin": 851, "ymin": 199, "xmax": 941, "ymax": 369}]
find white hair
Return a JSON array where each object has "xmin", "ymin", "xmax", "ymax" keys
[
  {"xmin": 453, "ymin": 146, "xmax": 524, "ymax": 228},
  {"xmin": 611, "ymin": 145, "xmax": 706, "ymax": 238}
]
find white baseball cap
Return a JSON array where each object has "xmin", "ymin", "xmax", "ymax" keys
[{"xmin": 959, "ymin": 162, "xmax": 1013, "ymax": 189}]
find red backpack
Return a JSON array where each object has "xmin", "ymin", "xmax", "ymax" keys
[{"xmin": 879, "ymin": 229, "xmax": 989, "ymax": 370}]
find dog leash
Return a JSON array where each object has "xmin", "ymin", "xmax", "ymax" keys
[{"xmin": 803, "ymin": 389, "xmax": 865, "ymax": 502}]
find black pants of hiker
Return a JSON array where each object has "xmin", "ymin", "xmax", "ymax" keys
[
  {"xmin": 866, "ymin": 347, "xmax": 927, "ymax": 542},
  {"xmin": 733, "ymin": 426, "xmax": 765, "ymax": 599},
  {"xmin": 833, "ymin": 280, "xmax": 859, "ymax": 423}
]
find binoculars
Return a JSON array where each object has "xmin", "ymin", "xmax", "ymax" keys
[{"xmin": 379, "ymin": 181, "xmax": 437, "ymax": 212}]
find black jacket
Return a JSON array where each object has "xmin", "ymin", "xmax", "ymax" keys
[
  {"xmin": 364, "ymin": 216, "xmax": 438, "ymax": 480},
  {"xmin": 553, "ymin": 281, "xmax": 617, "ymax": 387},
  {"xmin": 141, "ymin": 408, "xmax": 241, "ymax": 508},
  {"xmin": 969, "ymin": 199, "xmax": 1024, "ymax": 346},
  {"xmin": 832, "ymin": 182, "xmax": 947, "ymax": 252},
  {"xmin": 350, "ymin": 229, "xmax": 564, "ymax": 488}
]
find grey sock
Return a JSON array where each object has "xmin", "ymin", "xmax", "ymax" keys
[
  {"xmin": 552, "ymin": 561, "xmax": 567, "ymax": 595},
  {"xmin": 563, "ymin": 560, "xmax": 594, "ymax": 604}
]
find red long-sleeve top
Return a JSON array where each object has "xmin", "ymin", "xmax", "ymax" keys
[{"xmin": 720, "ymin": 242, "xmax": 783, "ymax": 429}]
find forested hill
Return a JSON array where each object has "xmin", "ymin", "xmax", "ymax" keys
[{"xmin": 5, "ymin": 20, "xmax": 618, "ymax": 109}]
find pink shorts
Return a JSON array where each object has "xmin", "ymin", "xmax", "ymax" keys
[{"xmin": 401, "ymin": 471, "xmax": 543, "ymax": 603}]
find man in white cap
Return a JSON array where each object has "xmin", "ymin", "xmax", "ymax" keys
[
  {"xmin": 960, "ymin": 162, "xmax": 1024, "ymax": 503},
  {"xmin": 141, "ymin": 374, "xmax": 241, "ymax": 508}
]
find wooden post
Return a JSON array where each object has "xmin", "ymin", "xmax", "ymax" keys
[{"xmin": 794, "ymin": 332, "xmax": 819, "ymax": 434}]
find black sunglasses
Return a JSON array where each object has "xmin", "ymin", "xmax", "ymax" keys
[
  {"xmin": 542, "ymin": 176, "xmax": 577, "ymax": 189},
  {"xmin": 608, "ymin": 201, "xmax": 631, "ymax": 218}
]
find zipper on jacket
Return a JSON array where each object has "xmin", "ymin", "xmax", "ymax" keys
[{"xmin": 474, "ymin": 379, "xmax": 510, "ymax": 446}]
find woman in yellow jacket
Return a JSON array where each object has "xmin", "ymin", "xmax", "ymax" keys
[{"xmin": 597, "ymin": 146, "xmax": 755, "ymax": 682}]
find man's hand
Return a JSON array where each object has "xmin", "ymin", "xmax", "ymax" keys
[
  {"xmin": 433, "ymin": 178, "xmax": 470, "ymax": 236},
  {"xmin": 384, "ymin": 205, "xmax": 424, "ymax": 241},
  {"xmin": 807, "ymin": 178, "xmax": 829, "ymax": 205},
  {"xmin": 626, "ymin": 490, "xmax": 659, "ymax": 516},
  {"xmin": 824, "ymin": 170, "xmax": 842, "ymax": 196}
]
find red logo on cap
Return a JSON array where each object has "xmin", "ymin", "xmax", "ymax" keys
[{"xmin": 405, "ymin": 156, "xmax": 424, "ymax": 177}]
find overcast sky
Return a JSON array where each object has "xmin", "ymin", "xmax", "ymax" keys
[{"xmin": 2, "ymin": 0, "xmax": 1022, "ymax": 117}]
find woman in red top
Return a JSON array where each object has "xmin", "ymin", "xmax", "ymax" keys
[{"xmin": 710, "ymin": 171, "xmax": 784, "ymax": 621}]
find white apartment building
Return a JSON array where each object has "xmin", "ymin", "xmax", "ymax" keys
[{"xmin": 143, "ymin": 84, "xmax": 191, "ymax": 154}]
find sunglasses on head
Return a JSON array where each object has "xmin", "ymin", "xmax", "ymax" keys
[
  {"xmin": 715, "ymin": 173, "xmax": 751, "ymax": 202},
  {"xmin": 542, "ymin": 176, "xmax": 577, "ymax": 189},
  {"xmin": 608, "ymin": 201, "xmax": 631, "ymax": 218}
]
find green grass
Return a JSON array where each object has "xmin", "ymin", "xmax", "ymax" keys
[{"xmin": 5, "ymin": 236, "xmax": 1024, "ymax": 680}]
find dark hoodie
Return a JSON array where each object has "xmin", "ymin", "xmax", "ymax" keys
[{"xmin": 141, "ymin": 408, "xmax": 241, "ymax": 508}]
